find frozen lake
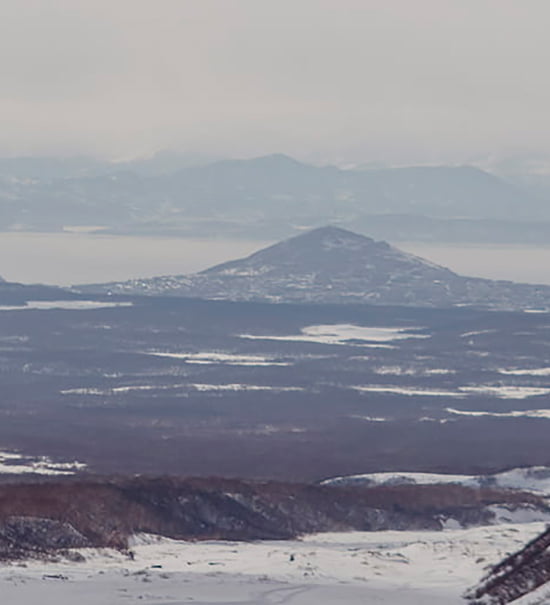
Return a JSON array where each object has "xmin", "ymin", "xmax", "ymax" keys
[{"xmin": 1, "ymin": 231, "xmax": 550, "ymax": 287}]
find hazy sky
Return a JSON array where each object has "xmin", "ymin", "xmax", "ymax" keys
[{"xmin": 2, "ymin": 0, "xmax": 550, "ymax": 164}]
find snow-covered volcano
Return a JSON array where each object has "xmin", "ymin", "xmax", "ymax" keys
[{"xmin": 77, "ymin": 226, "xmax": 550, "ymax": 310}]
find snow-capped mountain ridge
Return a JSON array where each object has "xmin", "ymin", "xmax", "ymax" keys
[{"xmin": 321, "ymin": 466, "xmax": 550, "ymax": 495}]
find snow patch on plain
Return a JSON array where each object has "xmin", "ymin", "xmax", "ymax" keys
[
  {"xmin": 62, "ymin": 384, "xmax": 188, "ymax": 395},
  {"xmin": 461, "ymin": 329, "xmax": 497, "ymax": 338},
  {"xmin": 62, "ymin": 383, "xmax": 304, "ymax": 395},
  {"xmin": 350, "ymin": 414, "xmax": 390, "ymax": 422},
  {"xmin": 499, "ymin": 367, "xmax": 550, "ymax": 376},
  {"xmin": 0, "ymin": 450, "xmax": 86, "ymax": 475},
  {"xmin": 373, "ymin": 366, "xmax": 455, "ymax": 376},
  {"xmin": 446, "ymin": 407, "xmax": 550, "ymax": 419},
  {"xmin": 351, "ymin": 385, "xmax": 464, "ymax": 397},
  {"xmin": 239, "ymin": 323, "xmax": 428, "ymax": 347},
  {"xmin": 459, "ymin": 385, "xmax": 550, "ymax": 399},
  {"xmin": 190, "ymin": 383, "xmax": 304, "ymax": 392},
  {"xmin": 354, "ymin": 384, "xmax": 550, "ymax": 400},
  {"xmin": 145, "ymin": 350, "xmax": 290, "ymax": 366},
  {"xmin": 0, "ymin": 301, "xmax": 132, "ymax": 311}
]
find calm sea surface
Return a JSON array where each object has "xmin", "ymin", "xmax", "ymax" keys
[
  {"xmin": 0, "ymin": 232, "xmax": 272, "ymax": 286},
  {"xmin": 397, "ymin": 242, "xmax": 550, "ymax": 286},
  {"xmin": 1, "ymin": 232, "xmax": 550, "ymax": 287}
]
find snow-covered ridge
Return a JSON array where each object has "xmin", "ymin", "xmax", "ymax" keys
[{"xmin": 321, "ymin": 466, "xmax": 550, "ymax": 495}]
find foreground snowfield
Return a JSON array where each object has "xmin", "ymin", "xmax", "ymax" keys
[{"xmin": 2, "ymin": 524, "xmax": 550, "ymax": 604}]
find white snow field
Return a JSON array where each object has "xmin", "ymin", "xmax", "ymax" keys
[{"xmin": 0, "ymin": 524, "xmax": 545, "ymax": 604}]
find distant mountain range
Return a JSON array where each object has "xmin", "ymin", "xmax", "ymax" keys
[
  {"xmin": 77, "ymin": 226, "xmax": 550, "ymax": 310},
  {"xmin": 1, "ymin": 153, "xmax": 550, "ymax": 242}
]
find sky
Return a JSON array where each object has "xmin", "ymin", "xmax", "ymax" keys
[{"xmin": 2, "ymin": 0, "xmax": 550, "ymax": 165}]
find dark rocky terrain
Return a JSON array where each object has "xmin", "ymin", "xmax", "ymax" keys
[
  {"xmin": 0, "ymin": 476, "xmax": 544, "ymax": 561},
  {"xmin": 78, "ymin": 226, "xmax": 550, "ymax": 311}
]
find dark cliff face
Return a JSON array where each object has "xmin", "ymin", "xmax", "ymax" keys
[{"xmin": 0, "ymin": 476, "xmax": 545, "ymax": 560}]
